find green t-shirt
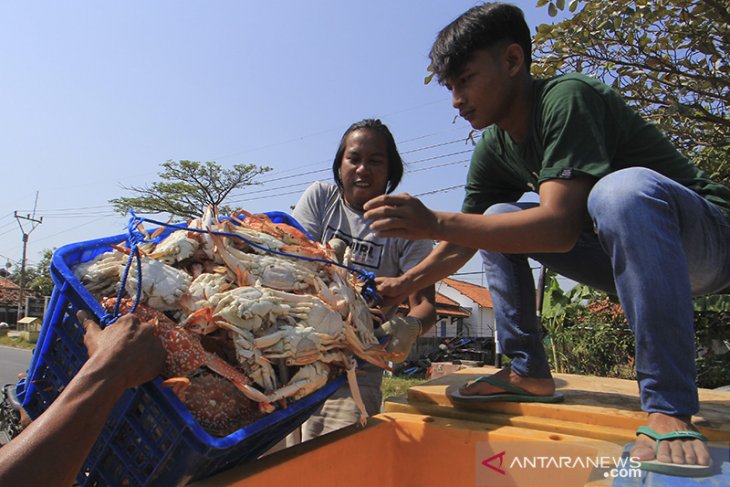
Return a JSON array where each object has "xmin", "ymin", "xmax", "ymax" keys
[{"xmin": 461, "ymin": 73, "xmax": 730, "ymax": 219}]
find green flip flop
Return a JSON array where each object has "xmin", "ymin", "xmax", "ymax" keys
[
  {"xmin": 448, "ymin": 374, "xmax": 564, "ymax": 404},
  {"xmin": 635, "ymin": 425, "xmax": 714, "ymax": 477}
]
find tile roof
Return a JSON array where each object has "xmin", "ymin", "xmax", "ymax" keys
[
  {"xmin": 398, "ymin": 291, "xmax": 470, "ymax": 318},
  {"xmin": 0, "ymin": 276, "xmax": 20, "ymax": 305},
  {"xmin": 439, "ymin": 277, "xmax": 493, "ymax": 308}
]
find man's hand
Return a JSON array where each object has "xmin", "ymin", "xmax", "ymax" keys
[
  {"xmin": 78, "ymin": 311, "xmax": 165, "ymax": 390},
  {"xmin": 376, "ymin": 316, "xmax": 422, "ymax": 364},
  {"xmin": 363, "ymin": 193, "xmax": 439, "ymax": 240}
]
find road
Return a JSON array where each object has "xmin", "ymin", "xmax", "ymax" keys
[{"xmin": 0, "ymin": 345, "xmax": 32, "ymax": 386}]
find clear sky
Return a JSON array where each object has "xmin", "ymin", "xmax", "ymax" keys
[{"xmin": 0, "ymin": 1, "xmax": 562, "ymax": 283}]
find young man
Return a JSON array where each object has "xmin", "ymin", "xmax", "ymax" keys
[{"xmin": 363, "ymin": 2, "xmax": 730, "ymax": 476}]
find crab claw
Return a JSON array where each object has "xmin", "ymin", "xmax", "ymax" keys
[{"xmin": 161, "ymin": 377, "xmax": 192, "ymax": 401}]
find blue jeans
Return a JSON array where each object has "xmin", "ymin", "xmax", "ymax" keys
[{"xmin": 480, "ymin": 168, "xmax": 730, "ymax": 416}]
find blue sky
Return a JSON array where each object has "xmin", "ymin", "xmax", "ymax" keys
[{"xmin": 0, "ymin": 1, "xmax": 562, "ymax": 283}]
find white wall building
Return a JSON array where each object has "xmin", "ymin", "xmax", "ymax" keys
[{"xmin": 431, "ymin": 277, "xmax": 495, "ymax": 338}]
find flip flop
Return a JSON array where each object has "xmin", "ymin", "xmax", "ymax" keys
[
  {"xmin": 635, "ymin": 425, "xmax": 714, "ymax": 477},
  {"xmin": 447, "ymin": 375, "xmax": 564, "ymax": 404}
]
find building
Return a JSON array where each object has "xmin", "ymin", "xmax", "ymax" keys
[
  {"xmin": 0, "ymin": 276, "xmax": 21, "ymax": 326},
  {"xmin": 0, "ymin": 276, "xmax": 48, "ymax": 326},
  {"xmin": 395, "ymin": 277, "xmax": 496, "ymax": 362},
  {"xmin": 436, "ymin": 277, "xmax": 495, "ymax": 338},
  {"xmin": 397, "ymin": 276, "xmax": 495, "ymax": 339}
]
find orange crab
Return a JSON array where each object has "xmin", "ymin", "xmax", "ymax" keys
[
  {"xmin": 175, "ymin": 372, "xmax": 262, "ymax": 437},
  {"xmin": 101, "ymin": 298, "xmax": 273, "ymax": 412}
]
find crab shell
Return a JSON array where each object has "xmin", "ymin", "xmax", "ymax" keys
[{"xmin": 181, "ymin": 372, "xmax": 261, "ymax": 437}]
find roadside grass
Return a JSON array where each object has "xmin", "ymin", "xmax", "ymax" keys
[
  {"xmin": 381, "ymin": 375, "xmax": 426, "ymax": 401},
  {"xmin": 0, "ymin": 335, "xmax": 36, "ymax": 351}
]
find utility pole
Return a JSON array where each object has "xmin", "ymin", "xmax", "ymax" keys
[{"xmin": 14, "ymin": 191, "xmax": 42, "ymax": 322}]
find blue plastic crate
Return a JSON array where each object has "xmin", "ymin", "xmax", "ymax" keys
[{"xmin": 16, "ymin": 212, "xmax": 344, "ymax": 485}]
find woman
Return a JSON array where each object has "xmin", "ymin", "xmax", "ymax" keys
[{"xmin": 292, "ymin": 119, "xmax": 436, "ymax": 440}]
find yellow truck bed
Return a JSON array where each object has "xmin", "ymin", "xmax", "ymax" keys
[{"xmin": 193, "ymin": 367, "xmax": 730, "ymax": 487}]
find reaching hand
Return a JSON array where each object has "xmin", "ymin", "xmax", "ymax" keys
[
  {"xmin": 363, "ymin": 193, "xmax": 439, "ymax": 240},
  {"xmin": 78, "ymin": 311, "xmax": 165, "ymax": 390}
]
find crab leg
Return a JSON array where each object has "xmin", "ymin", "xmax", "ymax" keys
[
  {"xmin": 344, "ymin": 358, "xmax": 369, "ymax": 427},
  {"xmin": 343, "ymin": 320, "xmax": 394, "ymax": 372},
  {"xmin": 204, "ymin": 352, "xmax": 273, "ymax": 409}
]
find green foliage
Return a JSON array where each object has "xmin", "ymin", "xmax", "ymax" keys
[
  {"xmin": 7, "ymin": 248, "xmax": 55, "ymax": 297},
  {"xmin": 541, "ymin": 270, "xmax": 594, "ymax": 373},
  {"xmin": 533, "ymin": 0, "xmax": 730, "ymax": 186},
  {"xmin": 381, "ymin": 375, "xmax": 426, "ymax": 401},
  {"xmin": 542, "ymin": 273, "xmax": 730, "ymax": 387},
  {"xmin": 0, "ymin": 335, "xmax": 36, "ymax": 350},
  {"xmin": 561, "ymin": 297, "xmax": 635, "ymax": 379},
  {"xmin": 110, "ymin": 160, "xmax": 272, "ymax": 219},
  {"xmin": 543, "ymin": 279, "xmax": 636, "ymax": 379},
  {"xmin": 693, "ymin": 295, "xmax": 730, "ymax": 388},
  {"xmin": 26, "ymin": 248, "xmax": 54, "ymax": 297}
]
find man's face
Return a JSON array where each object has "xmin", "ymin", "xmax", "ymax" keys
[
  {"xmin": 444, "ymin": 48, "xmax": 513, "ymax": 130},
  {"xmin": 339, "ymin": 128, "xmax": 390, "ymax": 211}
]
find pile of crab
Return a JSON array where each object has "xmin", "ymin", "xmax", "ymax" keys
[{"xmin": 72, "ymin": 207, "xmax": 390, "ymax": 437}]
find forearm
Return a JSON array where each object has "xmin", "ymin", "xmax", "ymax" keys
[
  {"xmin": 432, "ymin": 209, "xmax": 579, "ymax": 253},
  {"xmin": 0, "ymin": 360, "xmax": 128, "ymax": 486},
  {"xmin": 402, "ymin": 241, "xmax": 477, "ymax": 292},
  {"xmin": 406, "ymin": 287, "xmax": 437, "ymax": 335}
]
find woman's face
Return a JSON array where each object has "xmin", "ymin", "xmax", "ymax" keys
[{"xmin": 339, "ymin": 128, "xmax": 390, "ymax": 211}]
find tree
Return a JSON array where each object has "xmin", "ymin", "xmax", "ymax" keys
[
  {"xmin": 533, "ymin": 0, "xmax": 729, "ymax": 186},
  {"xmin": 26, "ymin": 249, "xmax": 54, "ymax": 297},
  {"xmin": 110, "ymin": 160, "xmax": 272, "ymax": 219},
  {"xmin": 7, "ymin": 248, "xmax": 55, "ymax": 298}
]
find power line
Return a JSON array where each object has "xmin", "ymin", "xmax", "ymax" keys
[
  {"xmin": 233, "ymin": 150, "xmax": 472, "ymax": 200},
  {"xmin": 407, "ymin": 159, "xmax": 470, "ymax": 174},
  {"xmin": 33, "ymin": 215, "xmax": 121, "ymax": 244},
  {"xmin": 6, "ymin": 129, "xmax": 475, "ymax": 221},
  {"xmin": 400, "ymin": 138, "xmax": 467, "ymax": 155},
  {"xmin": 415, "ymin": 184, "xmax": 465, "ymax": 197},
  {"xmin": 207, "ymin": 98, "xmax": 456, "ymax": 162},
  {"xmin": 14, "ymin": 204, "xmax": 114, "ymax": 214}
]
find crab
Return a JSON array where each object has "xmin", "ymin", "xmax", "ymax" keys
[
  {"xmin": 169, "ymin": 372, "xmax": 262, "ymax": 437},
  {"xmin": 101, "ymin": 298, "xmax": 272, "ymax": 411},
  {"xmin": 207, "ymin": 285, "xmax": 294, "ymax": 335},
  {"xmin": 75, "ymin": 204, "xmax": 397, "ymax": 427},
  {"xmin": 187, "ymin": 205, "xmax": 219, "ymax": 261},
  {"xmin": 210, "ymin": 232, "xmax": 319, "ymax": 291},
  {"xmin": 124, "ymin": 255, "xmax": 192, "ymax": 311},
  {"xmin": 73, "ymin": 250, "xmax": 125, "ymax": 296},
  {"xmin": 220, "ymin": 218, "xmax": 290, "ymax": 253},
  {"xmin": 232, "ymin": 210, "xmax": 318, "ymax": 248},
  {"xmin": 179, "ymin": 272, "xmax": 232, "ymax": 313},
  {"xmin": 266, "ymin": 362, "xmax": 331, "ymax": 403},
  {"xmin": 224, "ymin": 328, "xmax": 281, "ymax": 391},
  {"xmin": 147, "ymin": 229, "xmax": 201, "ymax": 265},
  {"xmin": 253, "ymin": 325, "xmax": 331, "ymax": 366}
]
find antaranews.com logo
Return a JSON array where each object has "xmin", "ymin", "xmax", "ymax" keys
[{"xmin": 476, "ymin": 441, "xmax": 641, "ymax": 486}]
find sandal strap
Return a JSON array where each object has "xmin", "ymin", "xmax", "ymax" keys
[
  {"xmin": 636, "ymin": 425, "xmax": 707, "ymax": 443},
  {"xmin": 467, "ymin": 375, "xmax": 534, "ymax": 396}
]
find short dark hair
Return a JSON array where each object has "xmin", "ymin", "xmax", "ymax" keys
[
  {"xmin": 332, "ymin": 119, "xmax": 404, "ymax": 194},
  {"xmin": 429, "ymin": 2, "xmax": 532, "ymax": 83}
]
